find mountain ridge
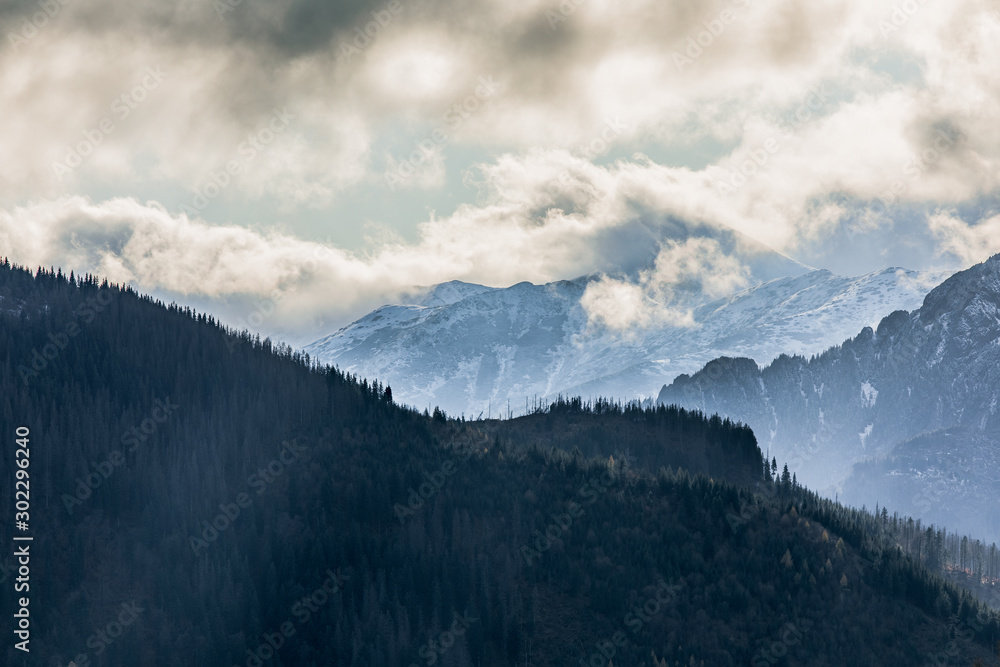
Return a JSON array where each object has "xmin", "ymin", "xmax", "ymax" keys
[
  {"xmin": 3, "ymin": 259, "xmax": 1000, "ymax": 665},
  {"xmin": 657, "ymin": 253, "xmax": 1000, "ymax": 540},
  {"xmin": 305, "ymin": 265, "xmax": 949, "ymax": 417}
]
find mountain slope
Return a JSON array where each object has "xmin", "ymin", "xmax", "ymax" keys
[
  {"xmin": 4, "ymin": 261, "xmax": 1000, "ymax": 666},
  {"xmin": 305, "ymin": 267, "xmax": 946, "ymax": 418},
  {"xmin": 842, "ymin": 428, "xmax": 1000, "ymax": 541},
  {"xmin": 657, "ymin": 253, "xmax": 1000, "ymax": 536}
]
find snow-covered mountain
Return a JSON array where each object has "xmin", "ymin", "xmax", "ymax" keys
[
  {"xmin": 656, "ymin": 253, "xmax": 1000, "ymax": 534},
  {"xmin": 304, "ymin": 265, "xmax": 948, "ymax": 419}
]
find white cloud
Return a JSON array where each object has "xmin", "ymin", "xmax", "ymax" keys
[
  {"xmin": 928, "ymin": 211, "xmax": 1000, "ymax": 266},
  {"xmin": 0, "ymin": 152, "xmax": 761, "ymax": 331},
  {"xmin": 3, "ymin": 0, "xmax": 1000, "ymax": 320},
  {"xmin": 581, "ymin": 237, "xmax": 750, "ymax": 332},
  {"xmin": 580, "ymin": 279, "xmax": 668, "ymax": 331}
]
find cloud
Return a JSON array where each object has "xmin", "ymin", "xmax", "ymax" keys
[
  {"xmin": 580, "ymin": 279, "xmax": 667, "ymax": 331},
  {"xmin": 0, "ymin": 197, "xmax": 331, "ymax": 295},
  {"xmin": 580, "ymin": 237, "xmax": 751, "ymax": 331},
  {"xmin": 928, "ymin": 211, "xmax": 1000, "ymax": 266},
  {"xmin": 0, "ymin": 188, "xmax": 652, "ymax": 329},
  {"xmin": 0, "ymin": 0, "xmax": 960, "ymax": 199},
  {"xmin": 3, "ymin": 0, "xmax": 1000, "ymax": 325},
  {"xmin": 2, "ymin": 0, "xmax": 999, "ymax": 207},
  {"xmin": 0, "ymin": 147, "xmax": 768, "ymax": 332}
]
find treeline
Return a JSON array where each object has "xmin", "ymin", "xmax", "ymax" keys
[
  {"xmin": 868, "ymin": 510, "xmax": 1000, "ymax": 609},
  {"xmin": 756, "ymin": 450, "xmax": 1000, "ymax": 612},
  {"xmin": 487, "ymin": 395, "xmax": 764, "ymax": 488},
  {"xmin": 0, "ymin": 261, "xmax": 999, "ymax": 666}
]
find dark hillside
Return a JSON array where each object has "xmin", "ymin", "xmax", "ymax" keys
[
  {"xmin": 1, "ymin": 261, "xmax": 998, "ymax": 666},
  {"xmin": 483, "ymin": 395, "xmax": 763, "ymax": 487}
]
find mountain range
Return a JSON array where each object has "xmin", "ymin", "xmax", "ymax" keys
[
  {"xmin": 305, "ymin": 266, "xmax": 947, "ymax": 419},
  {"xmin": 657, "ymin": 253, "xmax": 1000, "ymax": 542}
]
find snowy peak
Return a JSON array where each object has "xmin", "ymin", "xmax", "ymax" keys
[
  {"xmin": 305, "ymin": 263, "xmax": 946, "ymax": 420},
  {"xmin": 681, "ymin": 265, "xmax": 952, "ymax": 363},
  {"xmin": 408, "ymin": 281, "xmax": 496, "ymax": 308},
  {"xmin": 918, "ymin": 252, "xmax": 1000, "ymax": 325},
  {"xmin": 656, "ymin": 253, "xmax": 1000, "ymax": 492}
]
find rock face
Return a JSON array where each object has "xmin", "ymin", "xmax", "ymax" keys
[
  {"xmin": 656, "ymin": 254, "xmax": 1000, "ymax": 533},
  {"xmin": 305, "ymin": 266, "xmax": 945, "ymax": 419}
]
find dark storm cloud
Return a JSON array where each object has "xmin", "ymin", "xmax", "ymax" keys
[
  {"xmin": 225, "ymin": 0, "xmax": 386, "ymax": 57},
  {"xmin": 0, "ymin": 0, "xmax": 709, "ymax": 68},
  {"xmin": 1, "ymin": 0, "xmax": 418, "ymax": 59}
]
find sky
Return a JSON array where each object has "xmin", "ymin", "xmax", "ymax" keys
[{"xmin": 1, "ymin": 0, "xmax": 1000, "ymax": 342}]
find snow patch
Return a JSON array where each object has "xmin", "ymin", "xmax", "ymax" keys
[
  {"xmin": 859, "ymin": 424, "xmax": 873, "ymax": 448},
  {"xmin": 861, "ymin": 381, "xmax": 878, "ymax": 408}
]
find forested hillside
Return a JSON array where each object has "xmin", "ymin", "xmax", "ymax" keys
[
  {"xmin": 482, "ymin": 395, "xmax": 764, "ymax": 488},
  {"xmin": 2, "ymin": 261, "xmax": 999, "ymax": 666}
]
